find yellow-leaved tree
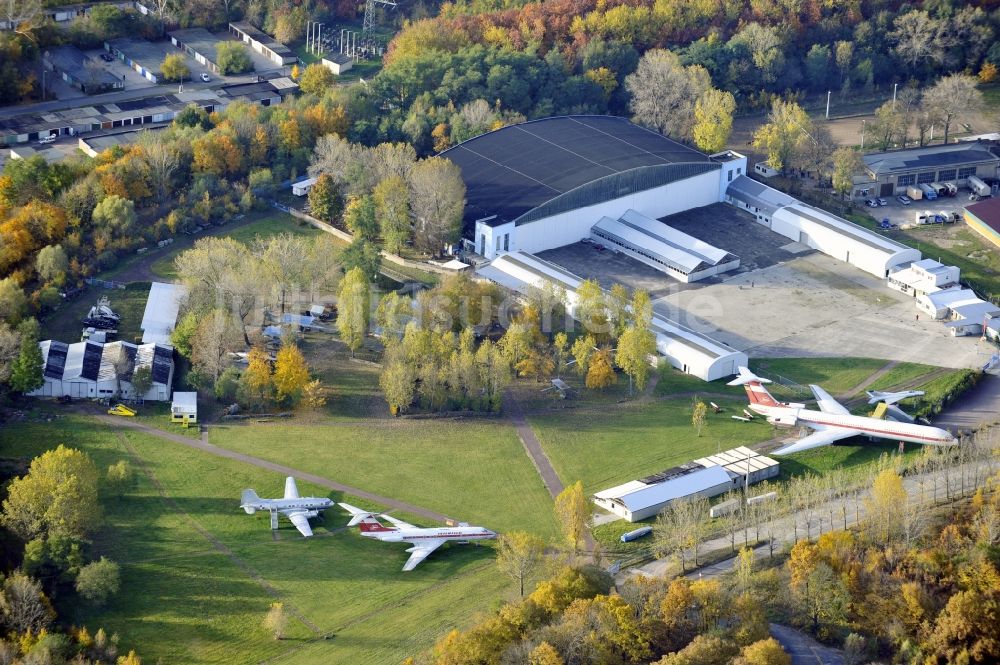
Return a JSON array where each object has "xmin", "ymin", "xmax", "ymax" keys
[
  {"xmin": 274, "ymin": 343, "xmax": 310, "ymax": 404},
  {"xmin": 554, "ymin": 481, "xmax": 588, "ymax": 553}
]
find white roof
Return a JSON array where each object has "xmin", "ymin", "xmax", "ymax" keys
[
  {"xmin": 141, "ymin": 282, "xmax": 187, "ymax": 345},
  {"xmin": 912, "ymin": 258, "xmax": 952, "ymax": 275},
  {"xmin": 614, "ymin": 465, "xmax": 731, "ymax": 513},
  {"xmin": 62, "ymin": 341, "xmax": 92, "ymax": 382},
  {"xmin": 650, "ymin": 316, "xmax": 739, "ymax": 362},
  {"xmin": 440, "ymin": 258, "xmax": 470, "ymax": 270},
  {"xmin": 172, "ymin": 391, "xmax": 197, "ymax": 408},
  {"xmin": 593, "ymin": 480, "xmax": 649, "ymax": 501},
  {"xmin": 921, "ymin": 288, "xmax": 979, "ymax": 309},
  {"xmin": 775, "ymin": 203, "xmax": 913, "ymax": 256},
  {"xmin": 950, "ymin": 300, "xmax": 1000, "ymax": 322},
  {"xmin": 593, "ymin": 212, "xmax": 719, "ymax": 274},
  {"xmin": 620, "ymin": 210, "xmax": 729, "ymax": 265},
  {"xmin": 292, "ymin": 176, "xmax": 317, "ymax": 188}
]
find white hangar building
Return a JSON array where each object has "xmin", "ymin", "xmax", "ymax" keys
[
  {"xmin": 593, "ymin": 447, "xmax": 779, "ymax": 522},
  {"xmin": 726, "ymin": 176, "xmax": 921, "ymax": 278},
  {"xmin": 442, "ymin": 116, "xmax": 747, "ymax": 261},
  {"xmin": 30, "ymin": 340, "xmax": 174, "ymax": 401},
  {"xmin": 476, "ymin": 252, "xmax": 747, "ymax": 381}
]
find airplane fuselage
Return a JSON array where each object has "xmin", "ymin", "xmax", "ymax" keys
[
  {"xmin": 361, "ymin": 526, "xmax": 496, "ymax": 544},
  {"xmin": 748, "ymin": 403, "xmax": 955, "ymax": 446},
  {"xmin": 245, "ymin": 498, "xmax": 334, "ymax": 513}
]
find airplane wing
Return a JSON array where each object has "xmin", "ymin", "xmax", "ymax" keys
[
  {"xmin": 400, "ymin": 539, "xmax": 445, "ymax": 571},
  {"xmin": 809, "ymin": 385, "xmax": 849, "ymax": 416},
  {"xmin": 284, "ymin": 510, "xmax": 314, "ymax": 537},
  {"xmin": 772, "ymin": 427, "xmax": 858, "ymax": 455},
  {"xmin": 284, "ymin": 477, "xmax": 300, "ymax": 500},
  {"xmin": 380, "ymin": 513, "xmax": 418, "ymax": 529}
]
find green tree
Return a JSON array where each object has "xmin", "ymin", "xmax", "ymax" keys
[
  {"xmin": 693, "ymin": 89, "xmax": 736, "ymax": 153},
  {"xmin": 1, "ymin": 445, "xmax": 101, "ymax": 541},
  {"xmin": 36, "ymin": 245, "xmax": 69, "ymax": 285},
  {"xmin": 831, "ymin": 147, "xmax": 863, "ymax": 199},
  {"xmin": 375, "ymin": 292, "xmax": 412, "ymax": 340},
  {"xmin": 340, "ymin": 238, "xmax": 381, "ymax": 283},
  {"xmin": 130, "ymin": 365, "xmax": 152, "ymax": 399},
  {"xmin": 92, "ymin": 194, "xmax": 136, "ymax": 238},
  {"xmin": 0, "ymin": 277, "xmax": 27, "ymax": 325},
  {"xmin": 343, "ymin": 194, "xmax": 378, "ymax": 240},
  {"xmin": 105, "ymin": 460, "xmax": 132, "ymax": 497},
  {"xmin": 214, "ymin": 365, "xmax": 240, "ymax": 401},
  {"xmin": 752, "ymin": 99, "xmax": 811, "ymax": 173},
  {"xmin": 171, "ymin": 311, "xmax": 199, "ymax": 358},
  {"xmin": 380, "ymin": 354, "xmax": 415, "ymax": 415},
  {"xmin": 374, "ymin": 176, "xmax": 411, "ymax": 254},
  {"xmin": 160, "ymin": 53, "xmax": 190, "ymax": 82},
  {"xmin": 337, "ymin": 267, "xmax": 370, "ymax": 355},
  {"xmin": 274, "ymin": 343, "xmax": 309, "ymax": 404},
  {"xmin": 298, "ymin": 62, "xmax": 335, "ymax": 95},
  {"xmin": 554, "ymin": 480, "xmax": 588, "ymax": 553},
  {"xmin": 215, "ymin": 42, "xmax": 253, "ymax": 75},
  {"xmin": 496, "ymin": 531, "xmax": 546, "ymax": 596},
  {"xmin": 307, "ymin": 173, "xmax": 343, "ymax": 224},
  {"xmin": 75, "ymin": 557, "xmax": 120, "ymax": 606},
  {"xmin": 616, "ymin": 324, "xmax": 656, "ymax": 395},
  {"xmin": 9, "ymin": 318, "xmax": 43, "ymax": 395}
]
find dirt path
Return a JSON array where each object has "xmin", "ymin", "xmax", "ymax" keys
[
  {"xmin": 504, "ymin": 394, "xmax": 596, "ymax": 552},
  {"xmin": 769, "ymin": 623, "xmax": 845, "ymax": 665},
  {"xmin": 116, "ymin": 433, "xmax": 325, "ymax": 637},
  {"xmin": 99, "ymin": 415, "xmax": 452, "ymax": 523},
  {"xmin": 839, "ymin": 360, "xmax": 899, "ymax": 399}
]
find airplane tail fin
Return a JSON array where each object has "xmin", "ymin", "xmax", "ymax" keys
[
  {"xmin": 241, "ymin": 489, "xmax": 260, "ymax": 514},
  {"xmin": 727, "ymin": 366, "xmax": 781, "ymax": 408}
]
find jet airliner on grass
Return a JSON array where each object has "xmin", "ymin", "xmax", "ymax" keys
[
  {"xmin": 728, "ymin": 367, "xmax": 957, "ymax": 455},
  {"xmin": 339, "ymin": 503, "xmax": 497, "ymax": 571},
  {"xmin": 240, "ymin": 477, "xmax": 333, "ymax": 537}
]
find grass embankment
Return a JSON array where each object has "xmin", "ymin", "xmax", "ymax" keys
[{"xmin": 0, "ymin": 411, "xmax": 519, "ymax": 665}]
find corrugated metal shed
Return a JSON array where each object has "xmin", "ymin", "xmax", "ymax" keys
[{"xmin": 141, "ymin": 282, "xmax": 187, "ymax": 345}]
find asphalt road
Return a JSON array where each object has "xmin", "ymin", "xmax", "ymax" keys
[{"xmin": 935, "ymin": 372, "xmax": 1000, "ymax": 434}]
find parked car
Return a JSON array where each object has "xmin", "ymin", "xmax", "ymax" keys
[
  {"xmin": 100, "ymin": 52, "xmax": 114, "ymax": 62},
  {"xmin": 897, "ymin": 195, "xmax": 912, "ymax": 205},
  {"xmin": 201, "ymin": 73, "xmax": 211, "ymax": 82},
  {"xmin": 876, "ymin": 198, "xmax": 888, "ymax": 206},
  {"xmin": 37, "ymin": 135, "xmax": 56, "ymax": 144},
  {"xmin": 864, "ymin": 199, "xmax": 878, "ymax": 208}
]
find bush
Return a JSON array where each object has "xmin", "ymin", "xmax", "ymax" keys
[
  {"xmin": 216, "ymin": 42, "xmax": 253, "ymax": 75},
  {"xmin": 75, "ymin": 557, "xmax": 121, "ymax": 606}
]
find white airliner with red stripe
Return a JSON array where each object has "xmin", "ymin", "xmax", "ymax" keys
[
  {"xmin": 339, "ymin": 503, "xmax": 497, "ymax": 571},
  {"xmin": 728, "ymin": 367, "xmax": 957, "ymax": 455}
]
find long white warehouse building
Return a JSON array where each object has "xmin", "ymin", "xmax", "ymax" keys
[
  {"xmin": 726, "ymin": 175, "xmax": 920, "ymax": 278},
  {"xmin": 476, "ymin": 251, "xmax": 747, "ymax": 381}
]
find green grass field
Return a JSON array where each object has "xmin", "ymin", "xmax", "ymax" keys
[
  {"xmin": 535, "ymin": 359, "xmax": 970, "ymax": 495},
  {"xmin": 207, "ymin": 420, "xmax": 559, "ymax": 538},
  {"xmin": 528, "ymin": 396, "xmax": 775, "ymax": 494},
  {"xmin": 0, "ymin": 411, "xmax": 523, "ymax": 664}
]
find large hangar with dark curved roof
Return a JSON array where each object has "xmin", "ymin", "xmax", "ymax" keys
[{"xmin": 441, "ymin": 115, "xmax": 747, "ymax": 259}]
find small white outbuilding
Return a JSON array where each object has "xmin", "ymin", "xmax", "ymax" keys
[{"xmin": 171, "ymin": 391, "xmax": 198, "ymax": 425}]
